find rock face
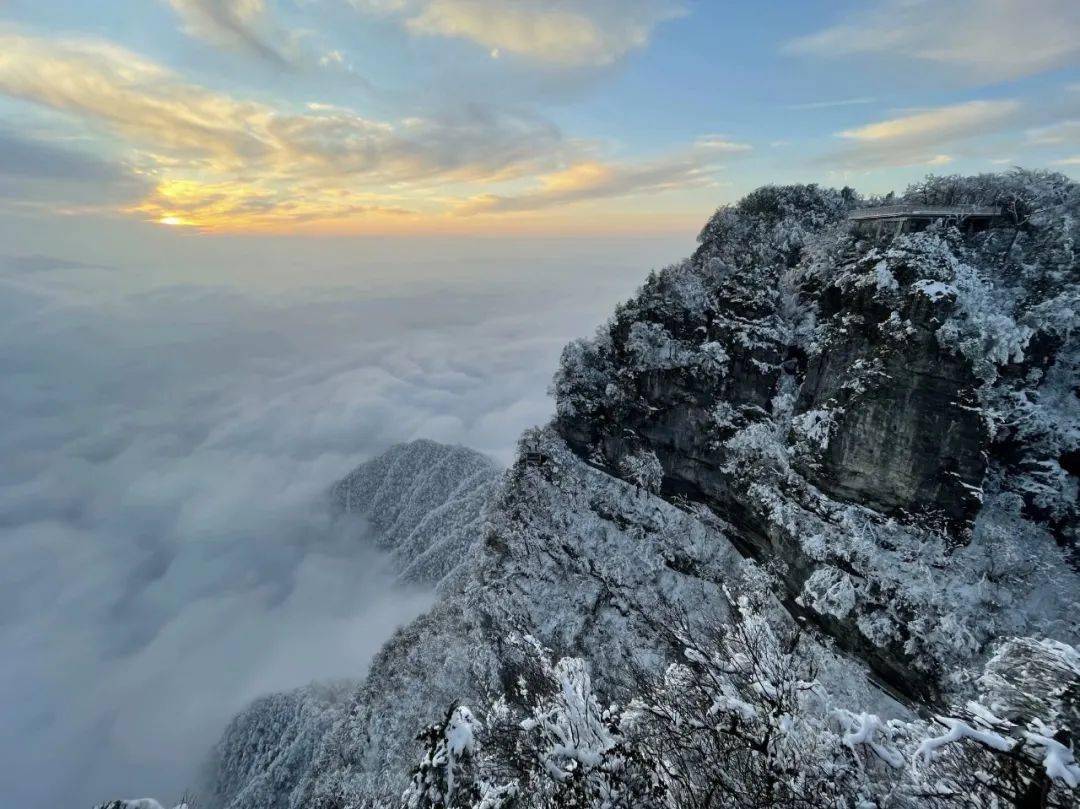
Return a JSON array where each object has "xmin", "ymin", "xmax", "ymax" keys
[
  {"xmin": 554, "ymin": 175, "xmax": 1078, "ymax": 701},
  {"xmin": 795, "ymin": 282, "xmax": 988, "ymax": 524}
]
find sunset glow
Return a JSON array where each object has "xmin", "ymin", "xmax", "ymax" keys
[{"xmin": 2, "ymin": 1, "xmax": 1076, "ymax": 239}]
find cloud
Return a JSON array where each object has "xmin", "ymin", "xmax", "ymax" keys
[
  {"xmin": 165, "ymin": 0, "xmax": 290, "ymax": 64},
  {"xmin": 0, "ymin": 35, "xmax": 272, "ymax": 164},
  {"xmin": 0, "ymin": 129, "xmax": 151, "ymax": 209},
  {"xmin": 0, "ymin": 29, "xmax": 734, "ymax": 231},
  {"xmin": 457, "ymin": 137, "xmax": 750, "ymax": 214},
  {"xmin": 0, "ymin": 253, "xmax": 110, "ymax": 273},
  {"xmin": 822, "ymin": 99, "xmax": 1022, "ymax": 169},
  {"xmin": 0, "ymin": 31, "xmax": 582, "ymax": 229},
  {"xmin": 0, "ymin": 241, "xmax": 674, "ymax": 807},
  {"xmin": 786, "ymin": 97, "xmax": 876, "ymax": 111},
  {"xmin": 1037, "ymin": 121, "xmax": 1080, "ymax": 167},
  {"xmin": 0, "ymin": 130, "xmax": 126, "ymax": 183},
  {"xmin": 350, "ymin": 0, "xmax": 684, "ymax": 66},
  {"xmin": 787, "ymin": 0, "xmax": 1080, "ymax": 83},
  {"xmin": 1026, "ymin": 119, "xmax": 1080, "ymax": 146}
]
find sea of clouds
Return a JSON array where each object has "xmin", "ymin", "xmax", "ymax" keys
[{"xmin": 0, "ymin": 237, "xmax": 681, "ymax": 808}]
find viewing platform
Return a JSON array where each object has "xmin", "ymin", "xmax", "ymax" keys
[{"xmin": 849, "ymin": 203, "xmax": 1003, "ymax": 238}]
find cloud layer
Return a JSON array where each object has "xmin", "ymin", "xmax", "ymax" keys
[
  {"xmin": 0, "ymin": 28, "xmax": 731, "ymax": 230},
  {"xmin": 0, "ymin": 238, "xmax": 673, "ymax": 808}
]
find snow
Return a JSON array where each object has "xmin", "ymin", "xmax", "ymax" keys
[
  {"xmin": 912, "ymin": 279, "xmax": 958, "ymax": 300},
  {"xmin": 802, "ymin": 567, "xmax": 858, "ymax": 619},
  {"xmin": 872, "ymin": 260, "xmax": 900, "ymax": 292},
  {"xmin": 332, "ymin": 440, "xmax": 501, "ymax": 589},
  {"xmin": 791, "ymin": 408, "xmax": 836, "ymax": 453},
  {"xmin": 446, "ymin": 706, "xmax": 478, "ymax": 757},
  {"xmin": 1025, "ymin": 731, "xmax": 1080, "ymax": 787},
  {"xmin": 916, "ymin": 717, "xmax": 1014, "ymax": 763},
  {"xmin": 839, "ymin": 711, "xmax": 905, "ymax": 769}
]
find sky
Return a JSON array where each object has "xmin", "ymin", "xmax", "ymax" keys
[
  {"xmin": 1, "ymin": 2, "xmax": 1079, "ymax": 807},
  {"xmin": 1, "ymin": 0, "xmax": 1078, "ymax": 244}
]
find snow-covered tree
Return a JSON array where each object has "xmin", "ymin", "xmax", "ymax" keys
[
  {"xmin": 401, "ymin": 706, "xmax": 482, "ymax": 809},
  {"xmin": 625, "ymin": 584, "xmax": 906, "ymax": 808},
  {"xmin": 482, "ymin": 636, "xmax": 661, "ymax": 809},
  {"xmin": 911, "ymin": 636, "xmax": 1080, "ymax": 808},
  {"xmin": 617, "ymin": 448, "xmax": 664, "ymax": 494}
]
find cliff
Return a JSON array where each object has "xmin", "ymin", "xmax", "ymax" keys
[{"xmin": 553, "ymin": 174, "xmax": 1079, "ymax": 702}]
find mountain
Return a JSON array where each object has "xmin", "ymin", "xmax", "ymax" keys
[
  {"xmin": 331, "ymin": 439, "xmax": 501, "ymax": 590},
  {"xmin": 107, "ymin": 171, "xmax": 1080, "ymax": 808},
  {"xmin": 552, "ymin": 176, "xmax": 1079, "ymax": 704},
  {"xmin": 207, "ymin": 429, "xmax": 864, "ymax": 807}
]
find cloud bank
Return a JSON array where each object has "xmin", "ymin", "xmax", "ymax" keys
[{"xmin": 0, "ymin": 239, "xmax": 671, "ymax": 808}]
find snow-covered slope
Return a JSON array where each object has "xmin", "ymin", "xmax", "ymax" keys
[
  {"xmin": 203, "ymin": 429, "xmax": 891, "ymax": 807},
  {"xmin": 331, "ymin": 440, "xmax": 501, "ymax": 589}
]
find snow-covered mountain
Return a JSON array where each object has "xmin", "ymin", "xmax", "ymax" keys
[
  {"xmin": 331, "ymin": 439, "xmax": 501, "ymax": 590},
  {"xmin": 203, "ymin": 428, "xmax": 852, "ymax": 807},
  {"xmin": 553, "ymin": 176, "xmax": 1079, "ymax": 705},
  {"xmin": 102, "ymin": 171, "xmax": 1079, "ymax": 808}
]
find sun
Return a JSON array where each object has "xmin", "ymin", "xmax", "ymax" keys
[{"xmin": 157, "ymin": 215, "xmax": 189, "ymax": 227}]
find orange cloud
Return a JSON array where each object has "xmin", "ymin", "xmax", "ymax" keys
[
  {"xmin": 457, "ymin": 138, "xmax": 749, "ymax": 215},
  {"xmin": 0, "ymin": 30, "xmax": 747, "ymax": 233},
  {"xmin": 824, "ymin": 100, "xmax": 1021, "ymax": 169}
]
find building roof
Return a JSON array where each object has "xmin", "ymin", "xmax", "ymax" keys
[{"xmin": 849, "ymin": 203, "xmax": 1002, "ymax": 221}]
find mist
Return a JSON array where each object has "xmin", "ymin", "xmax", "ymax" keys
[{"xmin": 0, "ymin": 237, "xmax": 682, "ymax": 808}]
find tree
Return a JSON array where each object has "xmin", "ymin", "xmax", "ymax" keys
[
  {"xmin": 617, "ymin": 448, "xmax": 664, "ymax": 495},
  {"xmin": 482, "ymin": 636, "xmax": 662, "ymax": 809},
  {"xmin": 402, "ymin": 706, "xmax": 483, "ymax": 809},
  {"xmin": 911, "ymin": 637, "xmax": 1080, "ymax": 808},
  {"xmin": 625, "ymin": 588, "xmax": 904, "ymax": 808}
]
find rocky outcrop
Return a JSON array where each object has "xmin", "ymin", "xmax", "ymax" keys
[
  {"xmin": 795, "ymin": 279, "xmax": 988, "ymax": 525},
  {"xmin": 554, "ymin": 175, "xmax": 1079, "ymax": 703}
]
